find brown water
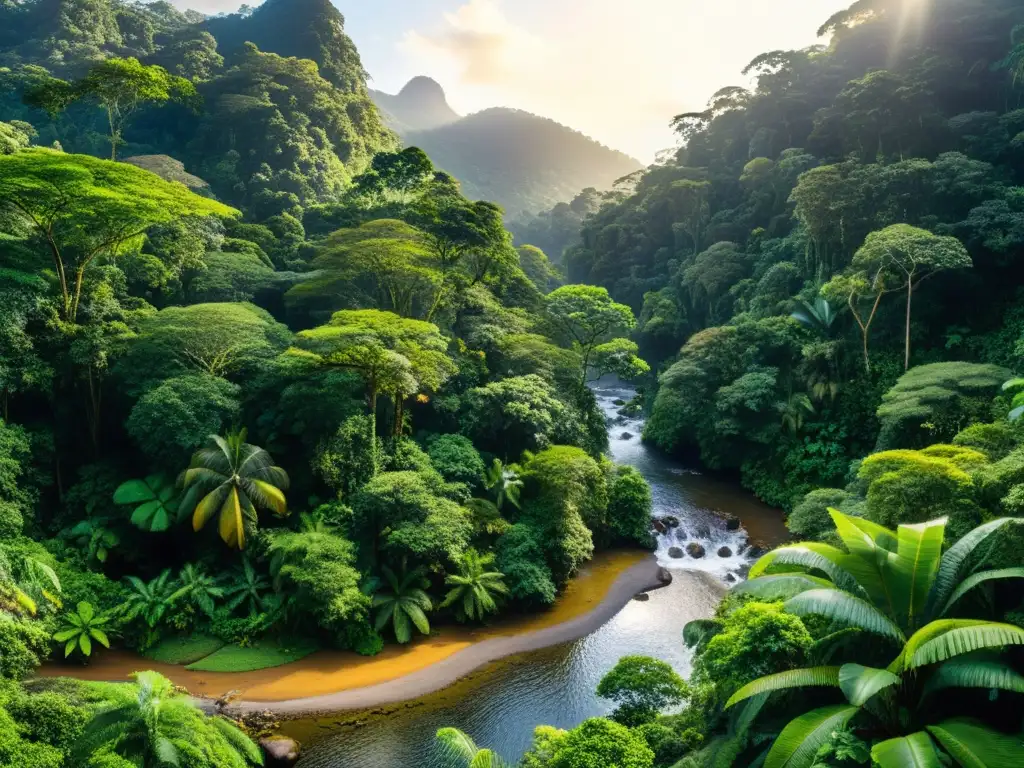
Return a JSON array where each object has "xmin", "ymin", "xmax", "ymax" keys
[{"xmin": 290, "ymin": 381, "xmax": 787, "ymax": 767}]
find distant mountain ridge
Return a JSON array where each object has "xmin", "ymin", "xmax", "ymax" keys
[{"xmin": 370, "ymin": 78, "xmax": 643, "ymax": 218}]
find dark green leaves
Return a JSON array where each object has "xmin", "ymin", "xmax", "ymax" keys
[{"xmin": 114, "ymin": 475, "xmax": 178, "ymax": 533}]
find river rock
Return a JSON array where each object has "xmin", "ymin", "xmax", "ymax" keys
[
  {"xmin": 717, "ymin": 546, "xmax": 733, "ymax": 558},
  {"xmin": 652, "ymin": 520, "xmax": 667, "ymax": 534},
  {"xmin": 747, "ymin": 544, "xmax": 767, "ymax": 559},
  {"xmin": 663, "ymin": 515, "xmax": 681, "ymax": 528},
  {"xmin": 620, "ymin": 431, "xmax": 634, "ymax": 440},
  {"xmin": 724, "ymin": 573, "xmax": 737, "ymax": 583},
  {"xmin": 686, "ymin": 543, "xmax": 706, "ymax": 559},
  {"xmin": 668, "ymin": 546, "xmax": 685, "ymax": 559},
  {"xmin": 613, "ymin": 398, "xmax": 626, "ymax": 406},
  {"xmin": 633, "ymin": 592, "xmax": 650, "ymax": 601},
  {"xmin": 725, "ymin": 515, "xmax": 741, "ymax": 531},
  {"xmin": 261, "ymin": 737, "xmax": 300, "ymax": 768},
  {"xmin": 657, "ymin": 567, "xmax": 673, "ymax": 585}
]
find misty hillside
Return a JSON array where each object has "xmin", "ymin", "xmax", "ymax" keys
[{"xmin": 371, "ymin": 80, "xmax": 643, "ymax": 217}]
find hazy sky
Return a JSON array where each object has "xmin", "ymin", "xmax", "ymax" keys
[{"xmin": 174, "ymin": 0, "xmax": 852, "ymax": 162}]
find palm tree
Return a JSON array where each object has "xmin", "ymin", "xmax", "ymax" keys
[
  {"xmin": 179, "ymin": 429, "xmax": 290, "ymax": 550},
  {"xmin": 484, "ymin": 459, "xmax": 522, "ymax": 512},
  {"xmin": 441, "ymin": 549, "xmax": 508, "ymax": 623},
  {"xmin": 370, "ymin": 563, "xmax": 432, "ymax": 644},
  {"xmin": 779, "ymin": 392, "xmax": 815, "ymax": 435},
  {"xmin": 175, "ymin": 563, "xmax": 224, "ymax": 618},
  {"xmin": 436, "ymin": 728, "xmax": 508, "ymax": 767},
  {"xmin": 715, "ymin": 511, "xmax": 1024, "ymax": 767},
  {"xmin": 74, "ymin": 671, "xmax": 262, "ymax": 767},
  {"xmin": 122, "ymin": 570, "xmax": 186, "ymax": 638},
  {"xmin": 222, "ymin": 556, "xmax": 273, "ymax": 616},
  {"xmin": 791, "ymin": 298, "xmax": 839, "ymax": 337},
  {"xmin": 53, "ymin": 601, "xmax": 111, "ymax": 658}
]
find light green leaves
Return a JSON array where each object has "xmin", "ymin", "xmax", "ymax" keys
[
  {"xmin": 115, "ymin": 475, "xmax": 179, "ymax": 532},
  {"xmin": 726, "ymin": 667, "xmax": 840, "ymax": 708},
  {"xmin": 784, "ymin": 589, "xmax": 905, "ymax": 643},
  {"xmin": 838, "ymin": 663, "xmax": 899, "ymax": 706},
  {"xmin": 926, "ymin": 719, "xmax": 1024, "ymax": 767},
  {"xmin": 871, "ymin": 732, "xmax": 942, "ymax": 768},
  {"xmin": 53, "ymin": 601, "xmax": 111, "ymax": 658},
  {"xmin": 764, "ymin": 705, "xmax": 859, "ymax": 768}
]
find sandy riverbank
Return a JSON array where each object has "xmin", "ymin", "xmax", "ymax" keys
[{"xmin": 37, "ymin": 550, "xmax": 667, "ymax": 716}]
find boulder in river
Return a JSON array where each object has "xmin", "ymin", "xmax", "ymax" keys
[
  {"xmin": 686, "ymin": 543, "xmax": 706, "ymax": 559},
  {"xmin": 620, "ymin": 432, "xmax": 634, "ymax": 440},
  {"xmin": 725, "ymin": 515, "xmax": 741, "ymax": 531},
  {"xmin": 747, "ymin": 544, "xmax": 767, "ymax": 559},
  {"xmin": 633, "ymin": 592, "xmax": 650, "ymax": 602},
  {"xmin": 261, "ymin": 737, "xmax": 301, "ymax": 768},
  {"xmin": 717, "ymin": 546, "xmax": 733, "ymax": 558},
  {"xmin": 663, "ymin": 515, "xmax": 681, "ymax": 528},
  {"xmin": 612, "ymin": 398, "xmax": 626, "ymax": 406},
  {"xmin": 724, "ymin": 573, "xmax": 737, "ymax": 583},
  {"xmin": 652, "ymin": 520, "xmax": 667, "ymax": 534},
  {"xmin": 657, "ymin": 567, "xmax": 673, "ymax": 585},
  {"xmin": 668, "ymin": 546, "xmax": 685, "ymax": 559}
]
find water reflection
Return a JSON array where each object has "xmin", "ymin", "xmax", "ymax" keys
[{"xmin": 294, "ymin": 382, "xmax": 783, "ymax": 767}]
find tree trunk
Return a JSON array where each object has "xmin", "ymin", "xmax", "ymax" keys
[
  {"xmin": 904, "ymin": 279, "xmax": 913, "ymax": 371},
  {"xmin": 368, "ymin": 381, "xmax": 379, "ymax": 476},
  {"xmin": 393, "ymin": 394, "xmax": 404, "ymax": 437}
]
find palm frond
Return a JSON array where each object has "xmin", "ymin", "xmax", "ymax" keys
[
  {"xmin": 923, "ymin": 656, "xmax": 1024, "ymax": 697},
  {"xmin": 925, "ymin": 518, "xmax": 1017, "ymax": 621},
  {"xmin": 926, "ymin": 718, "xmax": 1024, "ymax": 767},
  {"xmin": 871, "ymin": 732, "xmax": 941, "ymax": 768},
  {"xmin": 785, "ymin": 589, "xmax": 905, "ymax": 643},
  {"xmin": 726, "ymin": 667, "xmax": 841, "ymax": 708},
  {"xmin": 838, "ymin": 663, "xmax": 900, "ymax": 706},
  {"xmin": 940, "ymin": 568, "xmax": 1024, "ymax": 617},
  {"xmin": 764, "ymin": 705, "xmax": 859, "ymax": 768}
]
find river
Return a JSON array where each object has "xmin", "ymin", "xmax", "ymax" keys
[{"xmin": 290, "ymin": 381, "xmax": 787, "ymax": 767}]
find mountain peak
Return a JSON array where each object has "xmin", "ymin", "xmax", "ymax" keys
[{"xmin": 370, "ymin": 76, "xmax": 460, "ymax": 133}]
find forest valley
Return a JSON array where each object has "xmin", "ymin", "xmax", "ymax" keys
[{"xmin": 0, "ymin": 0, "xmax": 1023, "ymax": 766}]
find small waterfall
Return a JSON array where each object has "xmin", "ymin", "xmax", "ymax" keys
[{"xmin": 593, "ymin": 381, "xmax": 759, "ymax": 583}]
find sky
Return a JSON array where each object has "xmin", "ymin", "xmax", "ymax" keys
[{"xmin": 173, "ymin": 0, "xmax": 852, "ymax": 162}]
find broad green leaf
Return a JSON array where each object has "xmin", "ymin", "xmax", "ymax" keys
[
  {"xmin": 749, "ymin": 543, "xmax": 865, "ymax": 598},
  {"xmin": 923, "ymin": 657, "xmax": 1024, "ymax": 697},
  {"xmin": 828, "ymin": 509, "xmax": 900, "ymax": 614},
  {"xmin": 838, "ymin": 663, "xmax": 899, "ymax": 705},
  {"xmin": 764, "ymin": 705, "xmax": 859, "ymax": 768},
  {"xmin": 872, "ymin": 732, "xmax": 941, "ymax": 768},
  {"xmin": 906, "ymin": 621, "xmax": 1024, "ymax": 670},
  {"xmin": 113, "ymin": 478, "xmax": 159, "ymax": 505},
  {"xmin": 726, "ymin": 667, "xmax": 840, "ymax": 708},
  {"xmin": 79, "ymin": 633, "xmax": 91, "ymax": 656},
  {"xmin": 785, "ymin": 589, "xmax": 905, "ymax": 643},
  {"xmin": 892, "ymin": 518, "xmax": 946, "ymax": 629},
  {"xmin": 52, "ymin": 629, "xmax": 78, "ymax": 642},
  {"xmin": 732, "ymin": 574, "xmax": 835, "ymax": 601},
  {"xmin": 927, "ymin": 719, "xmax": 1024, "ymax": 767},
  {"xmin": 90, "ymin": 628, "xmax": 110, "ymax": 648},
  {"xmin": 925, "ymin": 519, "xmax": 1016, "ymax": 621},
  {"xmin": 78, "ymin": 601, "xmax": 93, "ymax": 623},
  {"xmin": 940, "ymin": 568, "xmax": 1024, "ymax": 617}
]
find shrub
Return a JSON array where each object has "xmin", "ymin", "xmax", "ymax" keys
[
  {"xmin": 0, "ymin": 618, "xmax": 51, "ymax": 680},
  {"xmin": 425, "ymin": 434, "xmax": 486, "ymax": 489},
  {"xmin": 788, "ymin": 488, "xmax": 863, "ymax": 541}
]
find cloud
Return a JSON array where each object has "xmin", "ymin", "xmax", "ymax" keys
[{"xmin": 402, "ymin": 0, "xmax": 546, "ymax": 87}]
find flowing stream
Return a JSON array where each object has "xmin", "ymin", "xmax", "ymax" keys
[{"xmin": 291, "ymin": 381, "xmax": 787, "ymax": 767}]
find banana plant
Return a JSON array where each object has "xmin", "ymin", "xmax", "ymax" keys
[{"xmin": 724, "ymin": 510, "xmax": 1024, "ymax": 768}]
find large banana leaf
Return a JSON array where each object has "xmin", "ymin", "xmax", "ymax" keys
[
  {"xmin": 891, "ymin": 518, "xmax": 946, "ymax": 630},
  {"xmin": 872, "ymin": 732, "xmax": 942, "ymax": 767},
  {"xmin": 838, "ymin": 663, "xmax": 900, "ymax": 706},
  {"xmin": 839, "ymin": 512, "xmax": 899, "ymax": 552},
  {"xmin": 764, "ymin": 705, "xmax": 859, "ymax": 768},
  {"xmin": 924, "ymin": 518, "xmax": 1015, "ymax": 621},
  {"xmin": 926, "ymin": 718, "xmax": 1024, "ymax": 767},
  {"xmin": 732, "ymin": 574, "xmax": 835, "ymax": 601},
  {"xmin": 923, "ymin": 656, "xmax": 1024, "ymax": 697},
  {"xmin": 748, "ymin": 543, "xmax": 866, "ymax": 597},
  {"xmin": 725, "ymin": 667, "xmax": 841, "ymax": 708},
  {"xmin": 902, "ymin": 621, "xmax": 1024, "ymax": 670},
  {"xmin": 940, "ymin": 568, "xmax": 1024, "ymax": 617},
  {"xmin": 827, "ymin": 509, "xmax": 899, "ymax": 615},
  {"xmin": 785, "ymin": 589, "xmax": 905, "ymax": 643}
]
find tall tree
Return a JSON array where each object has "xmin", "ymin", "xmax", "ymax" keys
[
  {"xmin": 0, "ymin": 150, "xmax": 235, "ymax": 323},
  {"xmin": 853, "ymin": 225, "xmax": 972, "ymax": 369},
  {"xmin": 24, "ymin": 57, "xmax": 197, "ymax": 159}
]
